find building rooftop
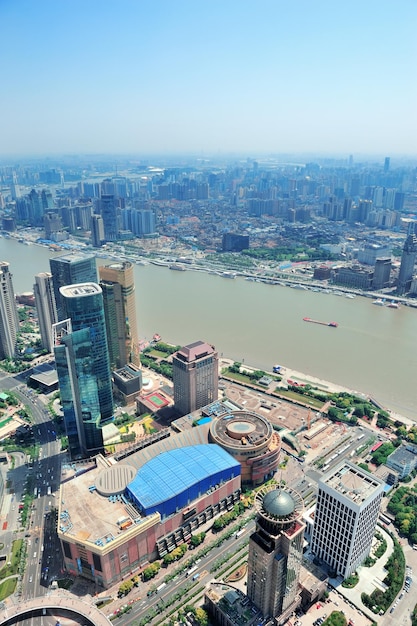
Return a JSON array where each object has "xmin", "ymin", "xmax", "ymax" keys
[
  {"xmin": 59, "ymin": 282, "xmax": 101, "ymax": 298},
  {"xmin": 387, "ymin": 445, "xmax": 417, "ymax": 467},
  {"xmin": 321, "ymin": 461, "xmax": 384, "ymax": 505},
  {"xmin": 174, "ymin": 340, "xmax": 216, "ymax": 363},
  {"xmin": 127, "ymin": 444, "xmax": 240, "ymax": 516},
  {"xmin": 210, "ymin": 410, "xmax": 273, "ymax": 451}
]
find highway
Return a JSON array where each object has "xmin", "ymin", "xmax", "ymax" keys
[{"xmin": 0, "ymin": 370, "xmax": 64, "ymax": 602}]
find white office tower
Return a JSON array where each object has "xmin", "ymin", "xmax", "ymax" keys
[
  {"xmin": 311, "ymin": 462, "xmax": 384, "ymax": 578},
  {"xmin": 33, "ymin": 272, "xmax": 58, "ymax": 352}
]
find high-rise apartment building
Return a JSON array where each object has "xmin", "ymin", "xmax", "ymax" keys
[
  {"xmin": 60, "ymin": 283, "xmax": 114, "ymax": 421},
  {"xmin": 172, "ymin": 341, "xmax": 218, "ymax": 416},
  {"xmin": 397, "ymin": 230, "xmax": 417, "ymax": 295},
  {"xmin": 247, "ymin": 484, "xmax": 305, "ymax": 623},
  {"xmin": 98, "ymin": 261, "xmax": 140, "ymax": 369},
  {"xmin": 0, "ymin": 262, "xmax": 19, "ymax": 359},
  {"xmin": 33, "ymin": 272, "xmax": 58, "ymax": 352},
  {"xmin": 49, "ymin": 253, "xmax": 97, "ymax": 320},
  {"xmin": 53, "ymin": 319, "xmax": 104, "ymax": 458},
  {"xmin": 311, "ymin": 461, "xmax": 384, "ymax": 578}
]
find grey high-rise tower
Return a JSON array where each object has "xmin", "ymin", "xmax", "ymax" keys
[
  {"xmin": 0, "ymin": 262, "xmax": 19, "ymax": 359},
  {"xmin": 172, "ymin": 341, "xmax": 218, "ymax": 416},
  {"xmin": 397, "ymin": 228, "xmax": 417, "ymax": 295},
  {"xmin": 247, "ymin": 484, "xmax": 305, "ymax": 624},
  {"xmin": 49, "ymin": 253, "xmax": 97, "ymax": 320},
  {"xmin": 33, "ymin": 272, "xmax": 57, "ymax": 352}
]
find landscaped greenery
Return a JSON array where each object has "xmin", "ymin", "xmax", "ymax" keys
[
  {"xmin": 163, "ymin": 544, "xmax": 188, "ymax": 566},
  {"xmin": 0, "ymin": 577, "xmax": 17, "ymax": 601},
  {"xmin": 361, "ymin": 534, "xmax": 405, "ymax": 614},
  {"xmin": 371, "ymin": 442, "xmax": 396, "ymax": 466},
  {"xmin": 387, "ymin": 485, "xmax": 417, "ymax": 542},
  {"xmin": 142, "ymin": 561, "xmax": 161, "ymax": 581},
  {"xmin": 342, "ymin": 573, "xmax": 359, "ymax": 588},
  {"xmin": 140, "ymin": 354, "xmax": 173, "ymax": 379},
  {"xmin": 0, "ymin": 539, "xmax": 23, "ymax": 581},
  {"xmin": 322, "ymin": 612, "xmax": 347, "ymax": 626}
]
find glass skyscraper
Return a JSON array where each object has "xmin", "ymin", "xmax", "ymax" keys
[
  {"xmin": 53, "ymin": 319, "xmax": 103, "ymax": 458},
  {"xmin": 60, "ymin": 283, "xmax": 114, "ymax": 421}
]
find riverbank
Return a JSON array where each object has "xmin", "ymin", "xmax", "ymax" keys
[{"xmin": 220, "ymin": 357, "xmax": 414, "ymax": 427}]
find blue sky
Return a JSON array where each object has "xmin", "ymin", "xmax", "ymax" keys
[{"xmin": 1, "ymin": 0, "xmax": 416, "ymax": 157}]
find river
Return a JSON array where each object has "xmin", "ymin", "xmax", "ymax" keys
[{"xmin": 1, "ymin": 237, "xmax": 416, "ymax": 419}]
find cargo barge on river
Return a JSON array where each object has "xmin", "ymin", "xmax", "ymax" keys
[{"xmin": 303, "ymin": 317, "xmax": 338, "ymax": 328}]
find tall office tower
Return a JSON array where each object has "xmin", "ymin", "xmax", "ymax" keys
[
  {"xmin": 247, "ymin": 484, "xmax": 305, "ymax": 624},
  {"xmin": 53, "ymin": 319, "xmax": 104, "ymax": 459},
  {"xmin": 49, "ymin": 253, "xmax": 97, "ymax": 320},
  {"xmin": 91, "ymin": 214, "xmax": 105, "ymax": 247},
  {"xmin": 100, "ymin": 194, "xmax": 118, "ymax": 242},
  {"xmin": 384, "ymin": 157, "xmax": 390, "ymax": 173},
  {"xmin": 311, "ymin": 462, "xmax": 384, "ymax": 578},
  {"xmin": 397, "ymin": 230, "xmax": 417, "ymax": 295},
  {"xmin": 60, "ymin": 283, "xmax": 114, "ymax": 421},
  {"xmin": 0, "ymin": 262, "xmax": 19, "ymax": 359},
  {"xmin": 98, "ymin": 261, "xmax": 140, "ymax": 369},
  {"xmin": 33, "ymin": 272, "xmax": 58, "ymax": 352},
  {"xmin": 172, "ymin": 341, "xmax": 218, "ymax": 416},
  {"xmin": 372, "ymin": 258, "xmax": 391, "ymax": 290}
]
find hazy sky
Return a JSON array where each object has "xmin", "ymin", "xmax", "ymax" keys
[{"xmin": 1, "ymin": 0, "xmax": 416, "ymax": 157}]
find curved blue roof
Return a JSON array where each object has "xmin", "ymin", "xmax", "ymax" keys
[{"xmin": 126, "ymin": 444, "xmax": 240, "ymax": 518}]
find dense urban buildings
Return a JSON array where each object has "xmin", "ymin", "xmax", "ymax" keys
[
  {"xmin": 98, "ymin": 261, "xmax": 140, "ymax": 368},
  {"xmin": 0, "ymin": 261, "xmax": 19, "ymax": 359},
  {"xmin": 311, "ymin": 461, "xmax": 384, "ymax": 578},
  {"xmin": 247, "ymin": 484, "xmax": 305, "ymax": 623},
  {"xmin": 172, "ymin": 341, "xmax": 219, "ymax": 415}
]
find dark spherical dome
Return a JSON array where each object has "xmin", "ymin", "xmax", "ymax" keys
[{"xmin": 263, "ymin": 489, "xmax": 295, "ymax": 517}]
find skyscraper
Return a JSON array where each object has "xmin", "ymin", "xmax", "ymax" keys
[
  {"xmin": 0, "ymin": 262, "xmax": 19, "ymax": 359},
  {"xmin": 99, "ymin": 261, "xmax": 140, "ymax": 369},
  {"xmin": 397, "ymin": 229, "xmax": 417, "ymax": 295},
  {"xmin": 172, "ymin": 341, "xmax": 218, "ymax": 416},
  {"xmin": 49, "ymin": 253, "xmax": 97, "ymax": 320},
  {"xmin": 311, "ymin": 461, "xmax": 384, "ymax": 578},
  {"xmin": 247, "ymin": 484, "xmax": 305, "ymax": 623},
  {"xmin": 60, "ymin": 283, "xmax": 114, "ymax": 421},
  {"xmin": 53, "ymin": 319, "xmax": 104, "ymax": 458},
  {"xmin": 33, "ymin": 272, "xmax": 58, "ymax": 352},
  {"xmin": 100, "ymin": 194, "xmax": 118, "ymax": 242},
  {"xmin": 91, "ymin": 214, "xmax": 105, "ymax": 247}
]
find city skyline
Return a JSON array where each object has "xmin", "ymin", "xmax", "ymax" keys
[{"xmin": 1, "ymin": 0, "xmax": 416, "ymax": 157}]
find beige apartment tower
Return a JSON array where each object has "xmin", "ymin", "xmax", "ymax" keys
[
  {"xmin": 99, "ymin": 261, "xmax": 140, "ymax": 369},
  {"xmin": 172, "ymin": 341, "xmax": 218, "ymax": 416}
]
